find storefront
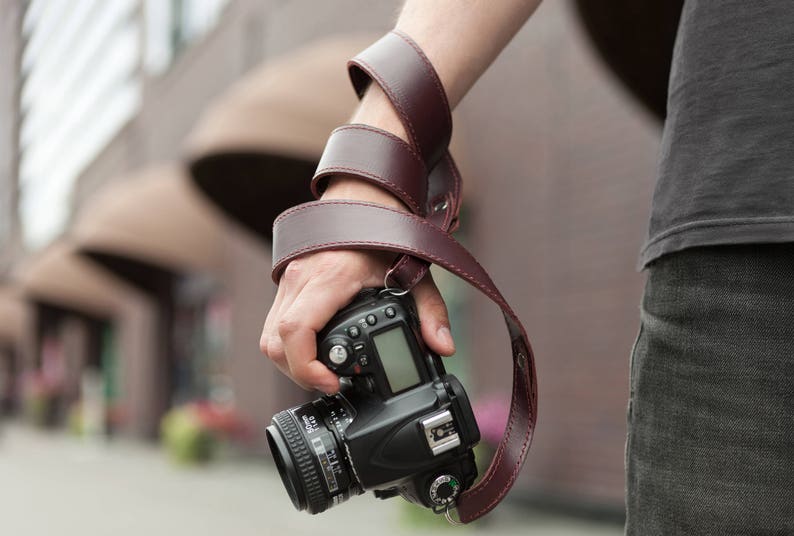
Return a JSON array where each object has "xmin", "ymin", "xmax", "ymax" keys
[
  {"xmin": 72, "ymin": 165, "xmax": 229, "ymax": 438},
  {"xmin": 0, "ymin": 288, "xmax": 29, "ymax": 416},
  {"xmin": 13, "ymin": 242, "xmax": 131, "ymax": 432}
]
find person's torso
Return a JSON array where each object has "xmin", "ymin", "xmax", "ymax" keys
[{"xmin": 641, "ymin": 0, "xmax": 794, "ymax": 267}]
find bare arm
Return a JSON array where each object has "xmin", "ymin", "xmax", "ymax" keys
[{"xmin": 261, "ymin": 0, "xmax": 541, "ymax": 394}]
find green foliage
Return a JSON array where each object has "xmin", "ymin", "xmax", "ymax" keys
[{"xmin": 160, "ymin": 407, "xmax": 217, "ymax": 464}]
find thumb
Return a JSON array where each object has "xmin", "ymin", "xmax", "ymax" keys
[{"xmin": 412, "ymin": 273, "xmax": 455, "ymax": 356}]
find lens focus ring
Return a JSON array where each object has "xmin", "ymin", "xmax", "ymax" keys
[{"xmin": 273, "ymin": 410, "xmax": 327, "ymax": 513}]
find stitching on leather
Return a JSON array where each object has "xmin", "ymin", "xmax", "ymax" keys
[
  {"xmin": 351, "ymin": 57, "xmax": 422, "ymax": 160},
  {"xmin": 272, "ymin": 201, "xmax": 536, "ymax": 520},
  {"xmin": 445, "ymin": 151, "xmax": 462, "ymax": 229},
  {"xmin": 461, "ymin": 368, "xmax": 533, "ymax": 519},
  {"xmin": 273, "ymin": 205, "xmax": 520, "ymax": 324},
  {"xmin": 388, "ymin": 255, "xmax": 426, "ymax": 290},
  {"xmin": 406, "ymin": 263, "xmax": 427, "ymax": 288},
  {"xmin": 333, "ymin": 124, "xmax": 424, "ymax": 164},
  {"xmin": 464, "ymin": 368, "xmax": 531, "ymax": 497},
  {"xmin": 391, "ymin": 30, "xmax": 453, "ymax": 133},
  {"xmin": 274, "ymin": 202, "xmax": 494, "ymax": 284},
  {"xmin": 463, "ymin": 368, "xmax": 521, "ymax": 498},
  {"xmin": 393, "ymin": 256, "xmax": 427, "ymax": 290},
  {"xmin": 313, "ymin": 167, "xmax": 421, "ymax": 214},
  {"xmin": 274, "ymin": 235, "xmax": 501, "ymax": 310},
  {"xmin": 446, "ymin": 151, "xmax": 462, "ymax": 211}
]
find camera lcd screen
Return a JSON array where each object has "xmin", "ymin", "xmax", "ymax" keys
[{"xmin": 372, "ymin": 326, "xmax": 421, "ymax": 393}]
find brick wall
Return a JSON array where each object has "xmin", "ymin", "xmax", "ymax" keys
[{"xmin": 459, "ymin": 1, "xmax": 661, "ymax": 508}]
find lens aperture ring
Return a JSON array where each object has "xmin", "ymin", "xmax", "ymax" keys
[{"xmin": 274, "ymin": 410, "xmax": 327, "ymax": 513}]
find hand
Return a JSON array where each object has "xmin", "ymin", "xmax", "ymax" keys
[{"xmin": 259, "ymin": 178, "xmax": 456, "ymax": 394}]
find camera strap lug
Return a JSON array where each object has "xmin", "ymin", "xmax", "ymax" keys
[{"xmin": 443, "ymin": 503, "xmax": 464, "ymax": 526}]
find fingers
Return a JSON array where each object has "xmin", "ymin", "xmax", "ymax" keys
[
  {"xmin": 261, "ymin": 260, "xmax": 310, "ymax": 375},
  {"xmin": 262, "ymin": 250, "xmax": 388, "ymax": 393},
  {"xmin": 279, "ymin": 277, "xmax": 365, "ymax": 393},
  {"xmin": 261, "ymin": 284, "xmax": 287, "ymax": 373},
  {"xmin": 412, "ymin": 273, "xmax": 455, "ymax": 356}
]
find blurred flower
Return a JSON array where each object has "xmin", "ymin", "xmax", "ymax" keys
[
  {"xmin": 160, "ymin": 401, "xmax": 252, "ymax": 465},
  {"xmin": 472, "ymin": 395, "xmax": 510, "ymax": 448},
  {"xmin": 191, "ymin": 400, "xmax": 252, "ymax": 442}
]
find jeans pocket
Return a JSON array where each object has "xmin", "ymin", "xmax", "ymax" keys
[
  {"xmin": 624, "ymin": 320, "xmax": 645, "ymax": 476},
  {"xmin": 627, "ymin": 321, "xmax": 644, "ymax": 419}
]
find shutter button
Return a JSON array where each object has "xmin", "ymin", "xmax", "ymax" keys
[{"xmin": 328, "ymin": 345, "xmax": 348, "ymax": 365}]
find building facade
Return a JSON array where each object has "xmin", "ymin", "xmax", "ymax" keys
[{"xmin": 0, "ymin": 0, "xmax": 662, "ymax": 515}]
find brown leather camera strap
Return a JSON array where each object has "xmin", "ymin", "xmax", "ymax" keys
[
  {"xmin": 313, "ymin": 30, "xmax": 462, "ymax": 291},
  {"xmin": 272, "ymin": 31, "xmax": 537, "ymax": 523}
]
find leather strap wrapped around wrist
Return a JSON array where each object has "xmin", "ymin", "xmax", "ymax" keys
[
  {"xmin": 273, "ymin": 31, "xmax": 537, "ymax": 523},
  {"xmin": 348, "ymin": 30, "xmax": 452, "ymax": 166},
  {"xmin": 314, "ymin": 30, "xmax": 461, "ymax": 290}
]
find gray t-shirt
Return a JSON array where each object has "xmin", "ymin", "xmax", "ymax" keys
[{"xmin": 640, "ymin": 1, "xmax": 794, "ymax": 267}]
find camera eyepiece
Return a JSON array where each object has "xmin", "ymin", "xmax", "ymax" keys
[{"xmin": 265, "ymin": 398, "xmax": 359, "ymax": 514}]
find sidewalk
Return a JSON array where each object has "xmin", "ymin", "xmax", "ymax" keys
[{"xmin": 0, "ymin": 423, "xmax": 622, "ymax": 536}]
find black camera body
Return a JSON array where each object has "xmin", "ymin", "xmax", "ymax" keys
[{"xmin": 266, "ymin": 289, "xmax": 480, "ymax": 514}]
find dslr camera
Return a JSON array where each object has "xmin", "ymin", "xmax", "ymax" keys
[{"xmin": 266, "ymin": 288, "xmax": 480, "ymax": 514}]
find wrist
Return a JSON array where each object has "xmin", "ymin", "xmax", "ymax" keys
[
  {"xmin": 321, "ymin": 175, "xmax": 408, "ymax": 211},
  {"xmin": 350, "ymin": 85, "xmax": 408, "ymax": 143}
]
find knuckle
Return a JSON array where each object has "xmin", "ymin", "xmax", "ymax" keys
[
  {"xmin": 282, "ymin": 260, "xmax": 303, "ymax": 284},
  {"xmin": 315, "ymin": 254, "xmax": 346, "ymax": 277},
  {"xmin": 277, "ymin": 316, "xmax": 302, "ymax": 338},
  {"xmin": 266, "ymin": 338, "xmax": 285, "ymax": 362},
  {"xmin": 259, "ymin": 335, "xmax": 269, "ymax": 355}
]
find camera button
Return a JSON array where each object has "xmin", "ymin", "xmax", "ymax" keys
[
  {"xmin": 366, "ymin": 314, "xmax": 377, "ymax": 326},
  {"xmin": 384, "ymin": 307, "xmax": 396, "ymax": 318},
  {"xmin": 353, "ymin": 342, "xmax": 365, "ymax": 353},
  {"xmin": 328, "ymin": 345, "xmax": 349, "ymax": 365},
  {"xmin": 347, "ymin": 326, "xmax": 361, "ymax": 338},
  {"xmin": 358, "ymin": 355, "xmax": 369, "ymax": 367}
]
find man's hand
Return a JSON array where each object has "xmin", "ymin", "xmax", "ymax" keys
[
  {"xmin": 260, "ymin": 0, "xmax": 540, "ymax": 393},
  {"xmin": 260, "ymin": 179, "xmax": 455, "ymax": 394}
]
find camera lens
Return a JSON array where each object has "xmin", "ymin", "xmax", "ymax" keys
[{"xmin": 266, "ymin": 396, "xmax": 359, "ymax": 514}]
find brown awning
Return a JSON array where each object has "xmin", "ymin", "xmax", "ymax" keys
[
  {"xmin": 72, "ymin": 165, "xmax": 224, "ymax": 274},
  {"xmin": 13, "ymin": 242, "xmax": 129, "ymax": 317},
  {"xmin": 574, "ymin": 0, "xmax": 684, "ymax": 122},
  {"xmin": 185, "ymin": 34, "xmax": 376, "ymax": 242},
  {"xmin": 0, "ymin": 287, "xmax": 29, "ymax": 343}
]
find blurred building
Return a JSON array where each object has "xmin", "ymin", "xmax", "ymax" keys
[{"xmin": 0, "ymin": 0, "xmax": 670, "ymax": 517}]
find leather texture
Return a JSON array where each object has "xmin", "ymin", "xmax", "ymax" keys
[
  {"xmin": 348, "ymin": 30, "xmax": 452, "ymax": 166},
  {"xmin": 271, "ymin": 31, "xmax": 537, "ymax": 523},
  {"xmin": 312, "ymin": 124, "xmax": 429, "ymax": 214},
  {"xmin": 345, "ymin": 30, "xmax": 461, "ymax": 289}
]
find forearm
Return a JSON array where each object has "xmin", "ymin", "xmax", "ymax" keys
[{"xmin": 326, "ymin": 0, "xmax": 540, "ymax": 203}]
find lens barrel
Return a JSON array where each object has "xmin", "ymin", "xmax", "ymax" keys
[{"xmin": 266, "ymin": 397, "xmax": 358, "ymax": 514}]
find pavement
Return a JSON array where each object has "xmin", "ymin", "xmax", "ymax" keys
[{"xmin": 0, "ymin": 422, "xmax": 623, "ymax": 536}]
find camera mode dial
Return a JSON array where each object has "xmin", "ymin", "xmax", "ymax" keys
[{"xmin": 428, "ymin": 474, "xmax": 461, "ymax": 506}]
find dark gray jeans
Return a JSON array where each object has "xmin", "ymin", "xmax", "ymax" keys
[{"xmin": 626, "ymin": 245, "xmax": 794, "ymax": 535}]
